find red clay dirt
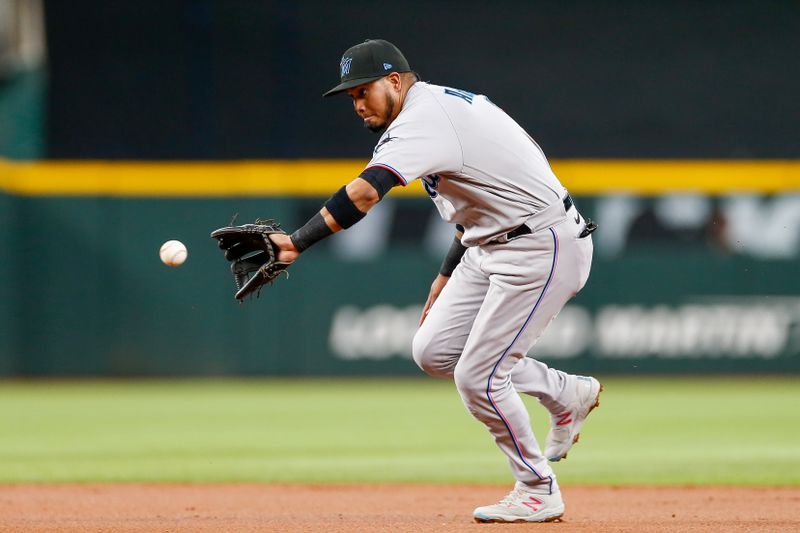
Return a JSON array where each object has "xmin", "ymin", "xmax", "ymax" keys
[{"xmin": 0, "ymin": 484, "xmax": 798, "ymax": 532}]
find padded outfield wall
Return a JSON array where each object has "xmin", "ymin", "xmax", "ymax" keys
[{"xmin": 1, "ymin": 160, "xmax": 799, "ymax": 376}]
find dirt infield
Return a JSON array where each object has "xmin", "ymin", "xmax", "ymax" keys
[{"xmin": 0, "ymin": 484, "xmax": 798, "ymax": 532}]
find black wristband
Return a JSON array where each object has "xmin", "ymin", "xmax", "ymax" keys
[
  {"xmin": 439, "ymin": 236, "xmax": 468, "ymax": 277},
  {"xmin": 324, "ymin": 186, "xmax": 367, "ymax": 229},
  {"xmin": 290, "ymin": 212, "xmax": 334, "ymax": 253}
]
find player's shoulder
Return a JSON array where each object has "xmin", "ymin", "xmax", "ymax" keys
[
  {"xmin": 392, "ymin": 82, "xmax": 452, "ymax": 127},
  {"xmin": 415, "ymin": 81, "xmax": 483, "ymax": 100},
  {"xmin": 408, "ymin": 82, "xmax": 490, "ymax": 124},
  {"xmin": 404, "ymin": 81, "xmax": 444, "ymax": 108},
  {"xmin": 409, "ymin": 81, "xmax": 471, "ymax": 103},
  {"xmin": 403, "ymin": 81, "xmax": 482, "ymax": 118}
]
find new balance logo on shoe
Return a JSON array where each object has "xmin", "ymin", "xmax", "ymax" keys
[
  {"xmin": 522, "ymin": 496, "xmax": 543, "ymax": 511},
  {"xmin": 545, "ymin": 376, "xmax": 603, "ymax": 462},
  {"xmin": 555, "ymin": 412, "xmax": 573, "ymax": 426}
]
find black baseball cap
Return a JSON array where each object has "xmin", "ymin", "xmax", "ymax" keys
[{"xmin": 323, "ymin": 39, "xmax": 412, "ymax": 97}]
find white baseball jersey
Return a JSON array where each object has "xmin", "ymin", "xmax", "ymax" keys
[{"xmin": 366, "ymin": 81, "xmax": 567, "ymax": 245}]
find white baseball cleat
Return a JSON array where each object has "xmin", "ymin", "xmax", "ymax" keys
[
  {"xmin": 473, "ymin": 482, "xmax": 565, "ymax": 523},
  {"xmin": 545, "ymin": 375, "xmax": 603, "ymax": 462}
]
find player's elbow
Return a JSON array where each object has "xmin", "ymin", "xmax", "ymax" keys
[{"xmin": 346, "ymin": 180, "xmax": 381, "ymax": 213}]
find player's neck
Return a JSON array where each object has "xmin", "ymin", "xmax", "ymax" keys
[{"xmin": 391, "ymin": 80, "xmax": 417, "ymax": 124}]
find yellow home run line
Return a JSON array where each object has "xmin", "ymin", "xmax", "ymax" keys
[{"xmin": 0, "ymin": 159, "xmax": 799, "ymax": 196}]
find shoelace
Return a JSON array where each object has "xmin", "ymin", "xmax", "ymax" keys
[{"xmin": 498, "ymin": 488, "xmax": 528, "ymax": 506}]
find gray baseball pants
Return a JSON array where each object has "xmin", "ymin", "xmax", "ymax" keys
[{"xmin": 412, "ymin": 211, "xmax": 593, "ymax": 490}]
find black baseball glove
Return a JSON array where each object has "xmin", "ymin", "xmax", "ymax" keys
[{"xmin": 210, "ymin": 218, "xmax": 292, "ymax": 301}]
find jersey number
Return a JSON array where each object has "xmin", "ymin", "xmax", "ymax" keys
[{"xmin": 422, "ymin": 174, "xmax": 440, "ymax": 198}]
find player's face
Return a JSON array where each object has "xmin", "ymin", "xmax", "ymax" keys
[{"xmin": 346, "ymin": 78, "xmax": 397, "ymax": 134}]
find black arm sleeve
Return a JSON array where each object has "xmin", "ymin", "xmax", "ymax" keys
[
  {"xmin": 439, "ymin": 235, "xmax": 468, "ymax": 277},
  {"xmin": 324, "ymin": 185, "xmax": 367, "ymax": 229},
  {"xmin": 291, "ymin": 168, "xmax": 399, "ymax": 252},
  {"xmin": 289, "ymin": 212, "xmax": 334, "ymax": 252},
  {"xmin": 359, "ymin": 166, "xmax": 401, "ymax": 199}
]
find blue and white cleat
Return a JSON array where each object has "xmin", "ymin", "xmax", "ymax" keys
[
  {"xmin": 545, "ymin": 375, "xmax": 603, "ymax": 462},
  {"xmin": 473, "ymin": 482, "xmax": 565, "ymax": 523}
]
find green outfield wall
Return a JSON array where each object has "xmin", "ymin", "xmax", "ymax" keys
[{"xmin": 1, "ymin": 160, "xmax": 799, "ymax": 376}]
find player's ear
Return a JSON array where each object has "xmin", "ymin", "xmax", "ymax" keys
[{"xmin": 386, "ymin": 72, "xmax": 402, "ymax": 93}]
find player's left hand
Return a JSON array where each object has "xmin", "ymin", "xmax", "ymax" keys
[
  {"xmin": 419, "ymin": 273, "xmax": 450, "ymax": 326},
  {"xmin": 268, "ymin": 233, "xmax": 301, "ymax": 263}
]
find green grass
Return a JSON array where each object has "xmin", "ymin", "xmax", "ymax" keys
[{"xmin": 0, "ymin": 377, "xmax": 798, "ymax": 485}]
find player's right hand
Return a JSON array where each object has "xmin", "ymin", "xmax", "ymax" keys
[{"xmin": 419, "ymin": 273, "xmax": 450, "ymax": 326}]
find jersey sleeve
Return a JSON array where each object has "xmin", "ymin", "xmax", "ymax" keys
[{"xmin": 365, "ymin": 101, "xmax": 462, "ymax": 186}]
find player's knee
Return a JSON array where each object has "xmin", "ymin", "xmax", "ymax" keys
[
  {"xmin": 411, "ymin": 328, "xmax": 433, "ymax": 372},
  {"xmin": 412, "ymin": 328, "xmax": 452, "ymax": 378}
]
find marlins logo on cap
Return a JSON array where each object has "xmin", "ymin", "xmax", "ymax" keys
[
  {"xmin": 323, "ymin": 39, "xmax": 412, "ymax": 97},
  {"xmin": 340, "ymin": 56, "xmax": 353, "ymax": 78}
]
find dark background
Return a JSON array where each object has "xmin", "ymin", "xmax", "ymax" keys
[{"xmin": 44, "ymin": 0, "xmax": 800, "ymax": 160}]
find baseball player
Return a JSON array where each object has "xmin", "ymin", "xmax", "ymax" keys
[{"xmin": 269, "ymin": 39, "xmax": 602, "ymax": 523}]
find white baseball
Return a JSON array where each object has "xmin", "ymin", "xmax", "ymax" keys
[{"xmin": 160, "ymin": 240, "xmax": 188, "ymax": 267}]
